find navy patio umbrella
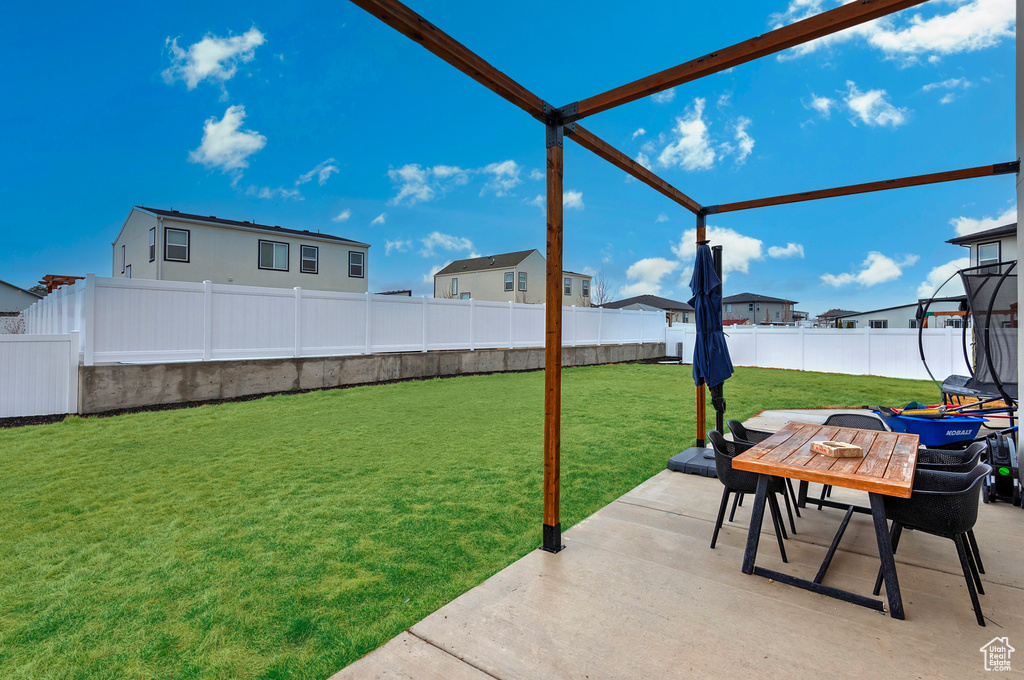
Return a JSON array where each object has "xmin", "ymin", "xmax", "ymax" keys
[{"xmin": 688, "ymin": 244, "xmax": 733, "ymax": 428}]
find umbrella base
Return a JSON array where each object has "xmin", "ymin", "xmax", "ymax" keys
[{"xmin": 667, "ymin": 447, "xmax": 717, "ymax": 478}]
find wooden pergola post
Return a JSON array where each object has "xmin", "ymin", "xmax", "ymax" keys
[{"xmin": 542, "ymin": 117, "xmax": 566, "ymax": 553}]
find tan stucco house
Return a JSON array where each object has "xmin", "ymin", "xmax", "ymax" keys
[
  {"xmin": 112, "ymin": 207, "xmax": 371, "ymax": 292},
  {"xmin": 433, "ymin": 249, "xmax": 592, "ymax": 305}
]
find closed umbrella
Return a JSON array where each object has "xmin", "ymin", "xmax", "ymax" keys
[{"xmin": 689, "ymin": 244, "xmax": 733, "ymax": 431}]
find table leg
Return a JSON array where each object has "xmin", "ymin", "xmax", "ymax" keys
[
  {"xmin": 741, "ymin": 474, "xmax": 769, "ymax": 575},
  {"xmin": 869, "ymin": 493, "xmax": 904, "ymax": 620},
  {"xmin": 797, "ymin": 480, "xmax": 808, "ymax": 508}
]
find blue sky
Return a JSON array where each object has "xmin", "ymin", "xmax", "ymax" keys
[{"xmin": 1, "ymin": 0, "xmax": 1016, "ymax": 316}]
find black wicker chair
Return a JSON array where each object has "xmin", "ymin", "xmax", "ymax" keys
[
  {"xmin": 707, "ymin": 431, "xmax": 791, "ymax": 562},
  {"xmin": 873, "ymin": 464, "xmax": 991, "ymax": 626},
  {"xmin": 917, "ymin": 440, "xmax": 987, "ymax": 574},
  {"xmin": 813, "ymin": 413, "xmax": 889, "ymax": 504},
  {"xmin": 727, "ymin": 419, "xmax": 801, "ymax": 524}
]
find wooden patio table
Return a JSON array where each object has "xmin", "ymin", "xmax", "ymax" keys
[{"xmin": 732, "ymin": 421, "xmax": 919, "ymax": 619}]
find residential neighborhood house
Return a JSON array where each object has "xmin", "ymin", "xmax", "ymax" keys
[
  {"xmin": 817, "ymin": 308, "xmax": 860, "ymax": 328},
  {"xmin": 946, "ymin": 221, "xmax": 1017, "ymax": 268},
  {"xmin": 433, "ymin": 249, "xmax": 592, "ymax": 305},
  {"xmin": 601, "ymin": 294, "xmax": 694, "ymax": 325},
  {"xmin": 833, "ymin": 296, "xmax": 968, "ymax": 329},
  {"xmin": 0, "ymin": 279, "xmax": 43, "ymax": 316},
  {"xmin": 112, "ymin": 207, "xmax": 371, "ymax": 292},
  {"xmin": 722, "ymin": 292, "xmax": 802, "ymax": 325}
]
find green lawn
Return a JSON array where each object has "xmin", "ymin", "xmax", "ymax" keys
[{"xmin": 0, "ymin": 364, "xmax": 937, "ymax": 679}]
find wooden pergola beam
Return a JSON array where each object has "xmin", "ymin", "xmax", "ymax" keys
[
  {"xmin": 566, "ymin": 125, "xmax": 702, "ymax": 214},
  {"xmin": 350, "ymin": 0, "xmax": 546, "ymax": 119},
  {"xmin": 569, "ymin": 0, "xmax": 929, "ymax": 122},
  {"xmin": 705, "ymin": 161, "xmax": 1020, "ymax": 215}
]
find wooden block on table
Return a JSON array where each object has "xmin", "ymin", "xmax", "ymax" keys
[{"xmin": 810, "ymin": 441, "xmax": 864, "ymax": 458}]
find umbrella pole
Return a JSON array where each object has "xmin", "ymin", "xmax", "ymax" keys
[
  {"xmin": 712, "ymin": 244, "xmax": 725, "ymax": 434},
  {"xmin": 696, "ymin": 213, "xmax": 707, "ymax": 446}
]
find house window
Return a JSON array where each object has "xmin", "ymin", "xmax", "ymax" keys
[
  {"xmin": 748, "ymin": 303, "xmax": 754, "ymax": 312},
  {"xmin": 504, "ymin": 272, "xmax": 514, "ymax": 291},
  {"xmin": 869, "ymin": 320, "xmax": 888, "ymax": 329},
  {"xmin": 452, "ymin": 278, "xmax": 458, "ymax": 295},
  {"xmin": 121, "ymin": 244, "xmax": 126, "ymax": 273},
  {"xmin": 125, "ymin": 264, "xmax": 131, "ymax": 279},
  {"xmin": 978, "ymin": 242, "xmax": 1000, "ymax": 267},
  {"xmin": 149, "ymin": 228, "xmax": 156, "ymax": 262},
  {"xmin": 165, "ymin": 228, "xmax": 190, "ymax": 262},
  {"xmin": 909, "ymin": 319, "xmax": 918, "ymax": 329},
  {"xmin": 349, "ymin": 251, "xmax": 365, "ymax": 278},
  {"xmin": 518, "ymin": 272, "xmax": 527, "ymax": 291},
  {"xmin": 259, "ymin": 240, "xmax": 289, "ymax": 271},
  {"xmin": 725, "ymin": 303, "xmax": 732, "ymax": 312},
  {"xmin": 946, "ymin": 318, "xmax": 963, "ymax": 329},
  {"xmin": 298, "ymin": 245, "xmax": 318, "ymax": 274},
  {"xmin": 564, "ymin": 278, "xmax": 572, "ymax": 295},
  {"xmin": 460, "ymin": 293, "xmax": 470, "ymax": 300},
  {"xmin": 582, "ymin": 280, "xmax": 590, "ymax": 297}
]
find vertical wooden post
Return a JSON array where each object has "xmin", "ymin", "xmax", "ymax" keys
[
  {"xmin": 542, "ymin": 119, "xmax": 565, "ymax": 553},
  {"xmin": 695, "ymin": 212, "xmax": 707, "ymax": 447}
]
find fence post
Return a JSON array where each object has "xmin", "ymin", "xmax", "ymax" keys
[
  {"xmin": 799, "ymin": 325, "xmax": 806, "ymax": 371},
  {"xmin": 751, "ymin": 324, "xmax": 758, "ymax": 367},
  {"xmin": 864, "ymin": 327, "xmax": 872, "ymax": 376},
  {"xmin": 571, "ymin": 306, "xmax": 576, "ymax": 347},
  {"xmin": 945, "ymin": 325, "xmax": 954, "ymax": 377},
  {"xmin": 83, "ymin": 273, "xmax": 95, "ymax": 366},
  {"xmin": 619, "ymin": 308, "xmax": 624, "ymax": 345},
  {"xmin": 469, "ymin": 298, "xmax": 475, "ymax": 351},
  {"xmin": 365, "ymin": 292, "xmax": 372, "ymax": 355},
  {"xmin": 293, "ymin": 287, "xmax": 302, "ymax": 358},
  {"xmin": 597, "ymin": 306, "xmax": 603, "ymax": 346},
  {"xmin": 422, "ymin": 296, "xmax": 428, "ymax": 352},
  {"xmin": 67, "ymin": 331, "xmax": 80, "ymax": 414},
  {"xmin": 203, "ymin": 281, "xmax": 213, "ymax": 361},
  {"xmin": 508, "ymin": 301, "xmax": 514, "ymax": 349}
]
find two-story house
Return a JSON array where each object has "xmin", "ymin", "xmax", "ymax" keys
[
  {"xmin": 433, "ymin": 249, "xmax": 593, "ymax": 305},
  {"xmin": 946, "ymin": 222, "xmax": 1017, "ymax": 268},
  {"xmin": 722, "ymin": 293, "xmax": 798, "ymax": 325},
  {"xmin": 112, "ymin": 207, "xmax": 371, "ymax": 292}
]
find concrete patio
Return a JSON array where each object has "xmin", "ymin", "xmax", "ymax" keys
[{"xmin": 332, "ymin": 412, "xmax": 1023, "ymax": 679}]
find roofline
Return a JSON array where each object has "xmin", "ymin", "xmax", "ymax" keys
[
  {"xmin": 0, "ymin": 279, "xmax": 43, "ymax": 298},
  {"xmin": 129, "ymin": 207, "xmax": 371, "ymax": 248},
  {"xmin": 835, "ymin": 296, "xmax": 968, "ymax": 318}
]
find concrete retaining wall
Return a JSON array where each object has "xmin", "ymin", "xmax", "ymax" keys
[{"xmin": 78, "ymin": 343, "xmax": 665, "ymax": 414}]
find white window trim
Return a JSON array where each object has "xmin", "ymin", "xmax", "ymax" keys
[
  {"xmin": 300, "ymin": 245, "xmax": 318, "ymax": 274},
  {"xmin": 518, "ymin": 272, "xmax": 527, "ymax": 292},
  {"xmin": 504, "ymin": 271, "xmax": 514, "ymax": 291},
  {"xmin": 349, "ymin": 251, "xmax": 365, "ymax": 278},
  {"xmin": 259, "ymin": 240, "xmax": 290, "ymax": 271},
  {"xmin": 164, "ymin": 228, "xmax": 190, "ymax": 263},
  {"xmin": 564, "ymin": 277, "xmax": 572, "ymax": 295}
]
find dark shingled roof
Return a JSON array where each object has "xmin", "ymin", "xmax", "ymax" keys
[
  {"xmin": 819, "ymin": 308, "xmax": 860, "ymax": 318},
  {"xmin": 946, "ymin": 222, "xmax": 1016, "ymax": 246},
  {"xmin": 435, "ymin": 250, "xmax": 537, "ymax": 276},
  {"xmin": 602, "ymin": 294, "xmax": 693, "ymax": 312},
  {"xmin": 139, "ymin": 207, "xmax": 370, "ymax": 247},
  {"xmin": 722, "ymin": 292, "xmax": 797, "ymax": 305}
]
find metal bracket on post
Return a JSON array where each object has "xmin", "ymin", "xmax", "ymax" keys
[
  {"xmin": 543, "ymin": 102, "xmax": 578, "ymax": 148},
  {"xmin": 702, "ymin": 205, "xmax": 720, "ymax": 215},
  {"xmin": 541, "ymin": 523, "xmax": 565, "ymax": 553}
]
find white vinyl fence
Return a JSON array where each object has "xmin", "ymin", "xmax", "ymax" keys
[
  {"xmin": 23, "ymin": 275, "xmax": 666, "ymax": 365},
  {"xmin": 667, "ymin": 324, "xmax": 971, "ymax": 381},
  {"xmin": 0, "ymin": 333, "xmax": 79, "ymax": 417}
]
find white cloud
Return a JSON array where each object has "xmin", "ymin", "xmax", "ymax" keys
[
  {"xmin": 821, "ymin": 252, "xmax": 918, "ymax": 288},
  {"xmin": 423, "ymin": 262, "xmax": 451, "ymax": 285},
  {"xmin": 297, "ymin": 158, "xmax": 339, "ymax": 186},
  {"xmin": 529, "ymin": 169, "xmax": 545, "ymax": 181},
  {"xmin": 480, "ymin": 160, "xmax": 522, "ymax": 197},
  {"xmin": 333, "ymin": 209, "xmax": 352, "ymax": 223},
  {"xmin": 655, "ymin": 214, "xmax": 670, "ymax": 224},
  {"xmin": 635, "ymin": 152, "xmax": 652, "ymax": 170},
  {"xmin": 923, "ymin": 77, "xmax": 972, "ymax": 92},
  {"xmin": 253, "ymin": 186, "xmax": 300, "ymax": 200},
  {"xmin": 843, "ymin": 81, "xmax": 908, "ymax": 128},
  {"xmin": 768, "ymin": 242, "xmax": 805, "ymax": 259},
  {"xmin": 731, "ymin": 117, "xmax": 754, "ymax": 165},
  {"xmin": 772, "ymin": 0, "xmax": 1014, "ymax": 62},
  {"xmin": 807, "ymin": 94, "xmax": 835, "ymax": 118},
  {"xmin": 370, "ymin": 213, "xmax": 387, "ymax": 226},
  {"xmin": 163, "ymin": 27, "xmax": 265, "ymax": 91},
  {"xmin": 188, "ymin": 105, "xmax": 266, "ymax": 174},
  {"xmin": 673, "ymin": 225, "xmax": 764, "ymax": 277},
  {"xmin": 526, "ymin": 195, "xmax": 545, "ymax": 210},
  {"xmin": 917, "ymin": 257, "xmax": 970, "ymax": 299},
  {"xmin": 385, "ymin": 239, "xmax": 412, "ymax": 255},
  {"xmin": 939, "ymin": 93, "xmax": 956, "ymax": 104},
  {"xmin": 652, "ymin": 88, "xmax": 677, "ymax": 104},
  {"xmin": 716, "ymin": 92, "xmax": 732, "ymax": 109},
  {"xmin": 950, "ymin": 206, "xmax": 1017, "ymax": 236},
  {"xmin": 563, "ymin": 190, "xmax": 585, "ymax": 210},
  {"xmin": 619, "ymin": 257, "xmax": 679, "ymax": 297},
  {"xmin": 632, "ymin": 128, "xmax": 647, "ymax": 139},
  {"xmin": 657, "ymin": 98, "xmax": 715, "ymax": 171},
  {"xmin": 601, "ymin": 244, "xmax": 614, "ymax": 265},
  {"xmin": 387, "ymin": 164, "xmax": 434, "ymax": 205},
  {"xmin": 419, "ymin": 231, "xmax": 475, "ymax": 258}
]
